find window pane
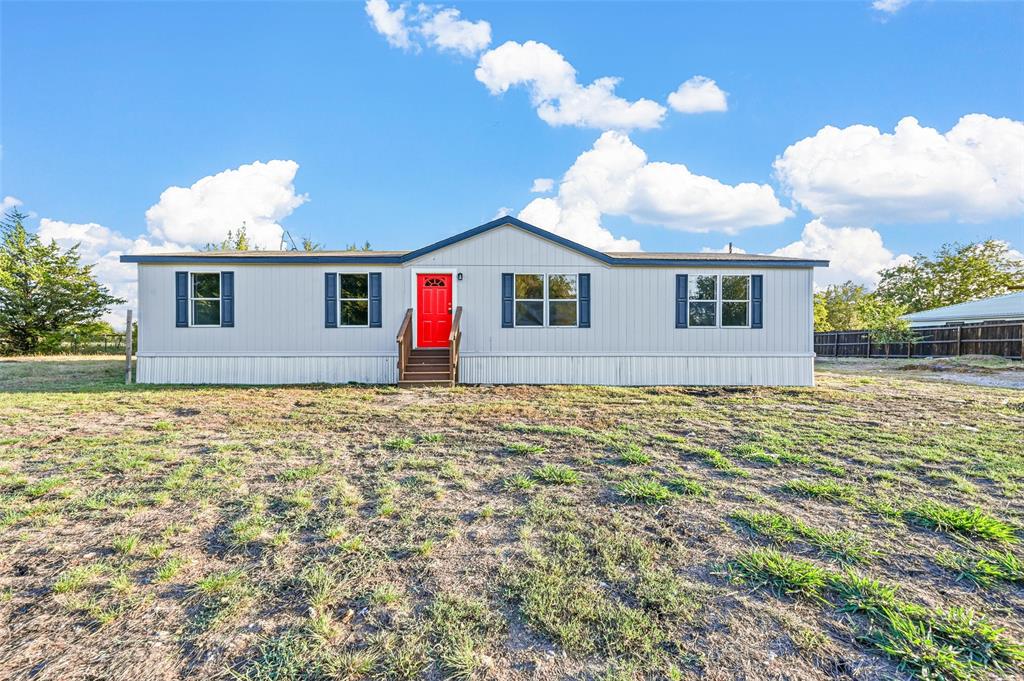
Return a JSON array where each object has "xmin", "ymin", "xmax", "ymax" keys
[
  {"xmin": 722, "ymin": 301, "xmax": 748, "ymax": 327},
  {"xmin": 688, "ymin": 275, "xmax": 716, "ymax": 300},
  {"xmin": 515, "ymin": 274, "xmax": 543, "ymax": 299},
  {"xmin": 193, "ymin": 299, "xmax": 220, "ymax": 325},
  {"xmin": 340, "ymin": 300, "xmax": 369, "ymax": 326},
  {"xmin": 689, "ymin": 301, "xmax": 716, "ymax": 327},
  {"xmin": 547, "ymin": 274, "xmax": 577, "ymax": 300},
  {"xmin": 192, "ymin": 273, "xmax": 220, "ymax": 299},
  {"xmin": 515, "ymin": 301, "xmax": 543, "ymax": 326},
  {"xmin": 549, "ymin": 301, "xmax": 577, "ymax": 326},
  {"xmin": 722, "ymin": 275, "xmax": 749, "ymax": 301},
  {"xmin": 339, "ymin": 274, "xmax": 368, "ymax": 299}
]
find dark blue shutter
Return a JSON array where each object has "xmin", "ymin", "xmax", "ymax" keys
[
  {"xmin": 324, "ymin": 273, "xmax": 337, "ymax": 328},
  {"xmin": 501, "ymin": 273, "xmax": 514, "ymax": 328},
  {"xmin": 220, "ymin": 272, "xmax": 234, "ymax": 327},
  {"xmin": 175, "ymin": 272, "xmax": 188, "ymax": 327},
  {"xmin": 675, "ymin": 274, "xmax": 688, "ymax": 329},
  {"xmin": 751, "ymin": 274, "xmax": 763, "ymax": 329},
  {"xmin": 578, "ymin": 273, "xmax": 590, "ymax": 328},
  {"xmin": 368, "ymin": 272, "xmax": 382, "ymax": 328}
]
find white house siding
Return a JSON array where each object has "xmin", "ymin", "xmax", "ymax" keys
[{"xmin": 134, "ymin": 225, "xmax": 816, "ymax": 386}]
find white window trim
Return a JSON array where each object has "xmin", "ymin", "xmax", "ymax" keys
[
  {"xmin": 337, "ymin": 272, "xmax": 371, "ymax": 328},
  {"xmin": 513, "ymin": 273, "xmax": 579, "ymax": 328},
  {"xmin": 721, "ymin": 274, "xmax": 751, "ymax": 329},
  {"xmin": 189, "ymin": 272, "xmax": 222, "ymax": 328},
  {"xmin": 687, "ymin": 274, "xmax": 752, "ymax": 329}
]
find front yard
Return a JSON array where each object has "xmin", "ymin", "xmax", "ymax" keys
[{"xmin": 0, "ymin": 358, "xmax": 1021, "ymax": 680}]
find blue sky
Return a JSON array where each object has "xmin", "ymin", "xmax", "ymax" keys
[{"xmin": 2, "ymin": 0, "xmax": 1022, "ymax": 321}]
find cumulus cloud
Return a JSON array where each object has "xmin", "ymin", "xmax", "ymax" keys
[
  {"xmin": 775, "ymin": 114, "xmax": 1024, "ymax": 224},
  {"xmin": 872, "ymin": 0, "xmax": 910, "ymax": 14},
  {"xmin": 365, "ymin": 0, "xmax": 415, "ymax": 50},
  {"xmin": 365, "ymin": 1, "xmax": 491, "ymax": 56},
  {"xmin": 667, "ymin": 76, "xmax": 728, "ymax": 114},
  {"xmin": 36, "ymin": 219, "xmax": 190, "ymax": 326},
  {"xmin": 530, "ymin": 178, "xmax": 554, "ymax": 193},
  {"xmin": 419, "ymin": 6, "xmax": 491, "ymax": 56},
  {"xmin": 35, "ymin": 159, "xmax": 305, "ymax": 326},
  {"xmin": 145, "ymin": 160, "xmax": 308, "ymax": 249},
  {"xmin": 475, "ymin": 41, "xmax": 666, "ymax": 131},
  {"xmin": 2, "ymin": 196, "xmax": 23, "ymax": 211},
  {"xmin": 701, "ymin": 243, "xmax": 747, "ymax": 254},
  {"xmin": 518, "ymin": 131, "xmax": 791, "ymax": 250},
  {"xmin": 772, "ymin": 219, "xmax": 911, "ymax": 288}
]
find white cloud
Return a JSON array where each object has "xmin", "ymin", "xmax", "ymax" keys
[
  {"xmin": 530, "ymin": 178, "xmax": 554, "ymax": 193},
  {"xmin": 772, "ymin": 219, "xmax": 911, "ymax": 288},
  {"xmin": 35, "ymin": 159, "xmax": 305, "ymax": 327},
  {"xmin": 872, "ymin": 0, "xmax": 910, "ymax": 14},
  {"xmin": 775, "ymin": 114, "xmax": 1024, "ymax": 224},
  {"xmin": 2, "ymin": 196, "xmax": 23, "ymax": 211},
  {"xmin": 418, "ymin": 6, "xmax": 491, "ymax": 56},
  {"xmin": 475, "ymin": 41, "xmax": 666, "ymax": 131},
  {"xmin": 492, "ymin": 206, "xmax": 514, "ymax": 220},
  {"xmin": 145, "ymin": 160, "xmax": 308, "ymax": 249},
  {"xmin": 518, "ymin": 131, "xmax": 791, "ymax": 250},
  {"xmin": 365, "ymin": 0, "xmax": 415, "ymax": 50},
  {"xmin": 36, "ymin": 219, "xmax": 191, "ymax": 327},
  {"xmin": 667, "ymin": 76, "xmax": 728, "ymax": 114}
]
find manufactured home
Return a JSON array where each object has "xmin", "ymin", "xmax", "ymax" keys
[{"xmin": 121, "ymin": 217, "xmax": 828, "ymax": 386}]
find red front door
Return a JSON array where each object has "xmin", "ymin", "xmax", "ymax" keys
[{"xmin": 416, "ymin": 273, "xmax": 453, "ymax": 348}]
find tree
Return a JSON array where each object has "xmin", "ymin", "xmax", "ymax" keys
[
  {"xmin": 0, "ymin": 209, "xmax": 124, "ymax": 354},
  {"xmin": 813, "ymin": 280, "xmax": 913, "ymax": 342},
  {"xmin": 875, "ymin": 240, "xmax": 1024, "ymax": 313},
  {"xmin": 344, "ymin": 241, "xmax": 372, "ymax": 252},
  {"xmin": 301, "ymin": 236, "xmax": 324, "ymax": 252},
  {"xmin": 814, "ymin": 281, "xmax": 873, "ymax": 332},
  {"xmin": 205, "ymin": 223, "xmax": 256, "ymax": 251}
]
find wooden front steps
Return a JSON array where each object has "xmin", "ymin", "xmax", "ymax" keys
[{"xmin": 399, "ymin": 348, "xmax": 454, "ymax": 387}]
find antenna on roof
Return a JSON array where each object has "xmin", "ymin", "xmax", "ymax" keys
[
  {"xmin": 728, "ymin": 242, "xmax": 733, "ymax": 254},
  {"xmin": 279, "ymin": 230, "xmax": 300, "ymax": 251}
]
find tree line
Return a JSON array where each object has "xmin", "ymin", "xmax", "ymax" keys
[{"xmin": 814, "ymin": 240, "xmax": 1023, "ymax": 341}]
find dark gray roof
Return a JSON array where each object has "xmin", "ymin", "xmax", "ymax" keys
[{"xmin": 121, "ymin": 216, "xmax": 829, "ymax": 268}]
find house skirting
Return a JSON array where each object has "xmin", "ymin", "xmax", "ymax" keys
[{"xmin": 135, "ymin": 353, "xmax": 814, "ymax": 387}]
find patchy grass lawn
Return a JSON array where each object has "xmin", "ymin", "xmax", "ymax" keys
[{"xmin": 0, "ymin": 357, "xmax": 1021, "ymax": 680}]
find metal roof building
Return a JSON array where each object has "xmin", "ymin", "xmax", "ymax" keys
[{"xmin": 903, "ymin": 291, "xmax": 1024, "ymax": 327}]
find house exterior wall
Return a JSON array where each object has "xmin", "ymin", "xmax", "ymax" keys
[{"xmin": 135, "ymin": 225, "xmax": 816, "ymax": 386}]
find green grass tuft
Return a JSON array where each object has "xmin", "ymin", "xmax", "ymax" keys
[
  {"xmin": 532, "ymin": 464, "xmax": 580, "ymax": 485},
  {"xmin": 615, "ymin": 477, "xmax": 674, "ymax": 504},
  {"xmin": 905, "ymin": 500, "xmax": 1018, "ymax": 543},
  {"xmin": 729, "ymin": 548, "xmax": 828, "ymax": 601}
]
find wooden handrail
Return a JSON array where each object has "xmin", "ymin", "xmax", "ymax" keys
[
  {"xmin": 396, "ymin": 308, "xmax": 413, "ymax": 380},
  {"xmin": 449, "ymin": 306, "xmax": 462, "ymax": 383}
]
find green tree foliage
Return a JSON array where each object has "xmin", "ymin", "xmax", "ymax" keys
[
  {"xmin": 875, "ymin": 240, "xmax": 1024, "ymax": 313},
  {"xmin": 301, "ymin": 236, "xmax": 324, "ymax": 252},
  {"xmin": 205, "ymin": 223, "xmax": 256, "ymax": 251},
  {"xmin": 814, "ymin": 281, "xmax": 912, "ymax": 342},
  {"xmin": 814, "ymin": 282, "xmax": 872, "ymax": 331},
  {"xmin": 0, "ymin": 210, "xmax": 124, "ymax": 354},
  {"xmin": 344, "ymin": 241, "xmax": 372, "ymax": 251}
]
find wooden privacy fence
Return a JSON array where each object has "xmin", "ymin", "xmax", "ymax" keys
[{"xmin": 814, "ymin": 321, "xmax": 1024, "ymax": 360}]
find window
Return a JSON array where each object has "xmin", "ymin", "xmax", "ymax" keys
[
  {"xmin": 514, "ymin": 274, "xmax": 544, "ymax": 326},
  {"xmin": 688, "ymin": 275, "xmax": 716, "ymax": 327},
  {"xmin": 514, "ymin": 274, "xmax": 578, "ymax": 327},
  {"xmin": 339, "ymin": 273, "xmax": 369, "ymax": 326},
  {"xmin": 686, "ymin": 274, "xmax": 751, "ymax": 328},
  {"xmin": 190, "ymin": 273, "xmax": 220, "ymax": 326},
  {"xmin": 548, "ymin": 274, "xmax": 578, "ymax": 327},
  {"xmin": 722, "ymin": 275, "xmax": 750, "ymax": 327}
]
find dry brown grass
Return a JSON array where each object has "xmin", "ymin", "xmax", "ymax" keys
[{"xmin": 0, "ymin": 358, "xmax": 1021, "ymax": 680}]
